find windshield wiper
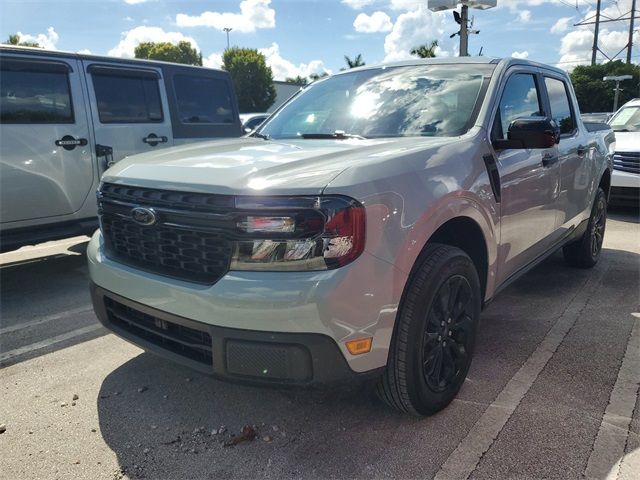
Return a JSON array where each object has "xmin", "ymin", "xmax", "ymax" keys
[
  {"xmin": 301, "ymin": 131, "xmax": 367, "ymax": 140},
  {"xmin": 251, "ymin": 131, "xmax": 270, "ymax": 140}
]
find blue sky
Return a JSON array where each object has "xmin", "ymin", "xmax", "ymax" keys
[{"xmin": 1, "ymin": 0, "xmax": 637, "ymax": 80}]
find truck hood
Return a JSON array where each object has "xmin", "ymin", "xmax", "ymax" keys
[
  {"xmin": 102, "ymin": 136, "xmax": 456, "ymax": 195},
  {"xmin": 613, "ymin": 131, "xmax": 640, "ymax": 152}
]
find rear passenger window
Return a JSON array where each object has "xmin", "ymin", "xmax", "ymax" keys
[
  {"xmin": 493, "ymin": 73, "xmax": 543, "ymax": 140},
  {"xmin": 174, "ymin": 75, "xmax": 234, "ymax": 124},
  {"xmin": 544, "ymin": 77, "xmax": 576, "ymax": 135},
  {"xmin": 92, "ymin": 72, "xmax": 163, "ymax": 123},
  {"xmin": 0, "ymin": 65, "xmax": 73, "ymax": 124}
]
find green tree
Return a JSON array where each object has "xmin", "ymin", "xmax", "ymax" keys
[
  {"xmin": 134, "ymin": 41, "xmax": 203, "ymax": 66},
  {"xmin": 285, "ymin": 75, "xmax": 308, "ymax": 86},
  {"xmin": 309, "ymin": 72, "xmax": 329, "ymax": 81},
  {"xmin": 4, "ymin": 34, "xmax": 41, "ymax": 48},
  {"xmin": 344, "ymin": 54, "xmax": 365, "ymax": 69},
  {"xmin": 570, "ymin": 61, "xmax": 640, "ymax": 113},
  {"xmin": 223, "ymin": 47, "xmax": 276, "ymax": 113},
  {"xmin": 411, "ymin": 40, "xmax": 439, "ymax": 59}
]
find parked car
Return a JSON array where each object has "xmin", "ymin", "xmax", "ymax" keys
[
  {"xmin": 240, "ymin": 113, "xmax": 270, "ymax": 133},
  {"xmin": 0, "ymin": 46, "xmax": 243, "ymax": 252},
  {"xmin": 581, "ymin": 112, "xmax": 613, "ymax": 124},
  {"xmin": 608, "ymin": 98, "xmax": 640, "ymax": 206},
  {"xmin": 88, "ymin": 57, "xmax": 614, "ymax": 415}
]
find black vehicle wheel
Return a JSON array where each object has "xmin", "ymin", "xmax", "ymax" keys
[
  {"xmin": 377, "ymin": 244, "xmax": 481, "ymax": 416},
  {"xmin": 563, "ymin": 187, "xmax": 607, "ymax": 269}
]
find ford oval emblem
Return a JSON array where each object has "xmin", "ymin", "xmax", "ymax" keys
[{"xmin": 131, "ymin": 207, "xmax": 158, "ymax": 226}]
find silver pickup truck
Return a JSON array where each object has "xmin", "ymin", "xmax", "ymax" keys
[{"xmin": 88, "ymin": 57, "xmax": 614, "ymax": 416}]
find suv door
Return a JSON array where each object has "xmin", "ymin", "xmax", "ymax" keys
[
  {"xmin": 83, "ymin": 61, "xmax": 173, "ymax": 167},
  {"xmin": 490, "ymin": 70, "xmax": 560, "ymax": 283},
  {"xmin": 542, "ymin": 75, "xmax": 592, "ymax": 233},
  {"xmin": 0, "ymin": 55, "xmax": 93, "ymax": 223}
]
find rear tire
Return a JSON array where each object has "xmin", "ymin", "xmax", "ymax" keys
[
  {"xmin": 377, "ymin": 244, "xmax": 481, "ymax": 416},
  {"xmin": 563, "ymin": 187, "xmax": 607, "ymax": 269}
]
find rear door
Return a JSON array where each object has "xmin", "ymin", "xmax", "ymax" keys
[
  {"xmin": 83, "ymin": 61, "xmax": 173, "ymax": 165},
  {"xmin": 0, "ymin": 54, "xmax": 94, "ymax": 223},
  {"xmin": 542, "ymin": 74, "xmax": 593, "ymax": 233},
  {"xmin": 490, "ymin": 69, "xmax": 561, "ymax": 283}
]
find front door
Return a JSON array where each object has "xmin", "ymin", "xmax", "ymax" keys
[
  {"xmin": 83, "ymin": 61, "xmax": 173, "ymax": 167},
  {"xmin": 491, "ymin": 70, "xmax": 560, "ymax": 283},
  {"xmin": 0, "ymin": 54, "xmax": 94, "ymax": 223}
]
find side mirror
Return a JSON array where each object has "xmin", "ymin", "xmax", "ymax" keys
[
  {"xmin": 493, "ymin": 117, "xmax": 560, "ymax": 150},
  {"xmin": 244, "ymin": 127, "xmax": 253, "ymax": 134}
]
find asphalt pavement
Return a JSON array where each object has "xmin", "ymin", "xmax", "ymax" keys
[{"xmin": 0, "ymin": 208, "xmax": 638, "ymax": 480}]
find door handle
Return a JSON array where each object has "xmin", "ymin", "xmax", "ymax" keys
[
  {"xmin": 55, "ymin": 135, "xmax": 88, "ymax": 151},
  {"xmin": 542, "ymin": 153, "xmax": 558, "ymax": 167},
  {"xmin": 577, "ymin": 145, "xmax": 588, "ymax": 157},
  {"xmin": 143, "ymin": 134, "xmax": 168, "ymax": 146}
]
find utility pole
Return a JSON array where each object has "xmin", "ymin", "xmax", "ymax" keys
[
  {"xmin": 627, "ymin": 0, "xmax": 636, "ymax": 64},
  {"xmin": 460, "ymin": 4, "xmax": 469, "ymax": 57},
  {"xmin": 592, "ymin": 0, "xmax": 601, "ymax": 65},
  {"xmin": 223, "ymin": 27, "xmax": 232, "ymax": 50},
  {"xmin": 603, "ymin": 75, "xmax": 633, "ymax": 112}
]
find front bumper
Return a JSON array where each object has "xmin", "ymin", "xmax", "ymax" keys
[
  {"xmin": 611, "ymin": 169, "xmax": 640, "ymax": 189},
  {"xmin": 87, "ymin": 231, "xmax": 406, "ymax": 375},
  {"xmin": 91, "ymin": 284, "xmax": 382, "ymax": 385}
]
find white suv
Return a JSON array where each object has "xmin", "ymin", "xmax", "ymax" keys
[{"xmin": 608, "ymin": 98, "xmax": 640, "ymax": 205}]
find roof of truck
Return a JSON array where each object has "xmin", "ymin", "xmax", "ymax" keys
[{"xmin": 0, "ymin": 44, "xmax": 225, "ymax": 72}]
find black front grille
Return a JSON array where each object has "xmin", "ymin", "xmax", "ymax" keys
[
  {"xmin": 98, "ymin": 183, "xmax": 234, "ymax": 284},
  {"xmin": 104, "ymin": 296, "xmax": 213, "ymax": 365},
  {"xmin": 613, "ymin": 151, "xmax": 640, "ymax": 174}
]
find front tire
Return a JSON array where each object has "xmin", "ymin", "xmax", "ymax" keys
[
  {"xmin": 563, "ymin": 187, "xmax": 607, "ymax": 268},
  {"xmin": 377, "ymin": 244, "xmax": 481, "ymax": 416}
]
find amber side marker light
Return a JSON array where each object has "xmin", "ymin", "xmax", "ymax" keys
[{"xmin": 345, "ymin": 337, "xmax": 373, "ymax": 355}]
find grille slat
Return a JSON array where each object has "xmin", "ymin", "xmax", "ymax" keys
[
  {"xmin": 105, "ymin": 297, "xmax": 213, "ymax": 365},
  {"xmin": 99, "ymin": 183, "xmax": 234, "ymax": 284},
  {"xmin": 613, "ymin": 152, "xmax": 640, "ymax": 174}
]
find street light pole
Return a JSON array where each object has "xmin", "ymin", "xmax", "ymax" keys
[
  {"xmin": 460, "ymin": 4, "xmax": 469, "ymax": 57},
  {"xmin": 223, "ymin": 27, "xmax": 232, "ymax": 50},
  {"xmin": 603, "ymin": 75, "xmax": 633, "ymax": 112}
]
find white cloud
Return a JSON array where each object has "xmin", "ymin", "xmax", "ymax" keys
[
  {"xmin": 518, "ymin": 10, "xmax": 531, "ymax": 23},
  {"xmin": 511, "ymin": 50, "xmax": 529, "ymax": 59},
  {"xmin": 389, "ymin": 0, "xmax": 421, "ymax": 10},
  {"xmin": 107, "ymin": 26, "xmax": 199, "ymax": 58},
  {"xmin": 16, "ymin": 27, "xmax": 59, "ymax": 50},
  {"xmin": 203, "ymin": 52, "xmax": 223, "ymax": 69},
  {"xmin": 341, "ymin": 0, "xmax": 375, "ymax": 9},
  {"xmin": 354, "ymin": 11, "xmax": 393, "ymax": 33},
  {"xmin": 383, "ymin": 6, "xmax": 451, "ymax": 62},
  {"xmin": 124, "ymin": 0, "xmax": 151, "ymax": 4},
  {"xmin": 258, "ymin": 42, "xmax": 330, "ymax": 81},
  {"xmin": 550, "ymin": 16, "xmax": 572, "ymax": 34},
  {"xmin": 77, "ymin": 49, "xmax": 92, "ymax": 54},
  {"xmin": 176, "ymin": 0, "xmax": 275, "ymax": 33}
]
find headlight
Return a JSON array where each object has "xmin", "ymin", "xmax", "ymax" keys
[{"xmin": 230, "ymin": 195, "xmax": 365, "ymax": 271}]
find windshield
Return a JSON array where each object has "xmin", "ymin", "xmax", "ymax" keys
[
  {"xmin": 258, "ymin": 64, "xmax": 492, "ymax": 140},
  {"xmin": 609, "ymin": 105, "xmax": 640, "ymax": 132}
]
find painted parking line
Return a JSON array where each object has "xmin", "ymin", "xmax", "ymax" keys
[
  {"xmin": 434, "ymin": 265, "xmax": 609, "ymax": 480},
  {"xmin": 584, "ymin": 314, "xmax": 640, "ymax": 480},
  {"xmin": 0, "ymin": 306, "xmax": 94, "ymax": 335},
  {"xmin": 0, "ymin": 324, "xmax": 104, "ymax": 364}
]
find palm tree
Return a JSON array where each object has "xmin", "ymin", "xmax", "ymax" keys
[
  {"xmin": 4, "ymin": 34, "xmax": 40, "ymax": 47},
  {"xmin": 344, "ymin": 54, "xmax": 365, "ymax": 69},
  {"xmin": 411, "ymin": 41, "xmax": 439, "ymax": 59},
  {"xmin": 285, "ymin": 75, "xmax": 309, "ymax": 86}
]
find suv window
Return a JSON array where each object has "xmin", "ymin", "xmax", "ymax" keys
[
  {"xmin": 0, "ymin": 68, "xmax": 73, "ymax": 124},
  {"xmin": 493, "ymin": 73, "xmax": 542, "ymax": 140},
  {"xmin": 92, "ymin": 73, "xmax": 163, "ymax": 123},
  {"xmin": 544, "ymin": 77, "xmax": 576, "ymax": 135},
  {"xmin": 174, "ymin": 75, "xmax": 234, "ymax": 124}
]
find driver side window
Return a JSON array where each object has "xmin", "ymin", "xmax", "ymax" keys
[{"xmin": 492, "ymin": 73, "xmax": 543, "ymax": 140}]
